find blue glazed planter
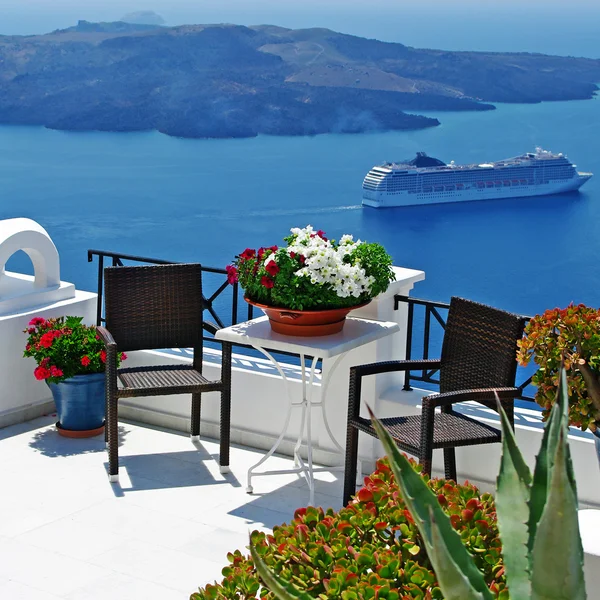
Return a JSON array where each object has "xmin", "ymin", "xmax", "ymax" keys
[{"xmin": 47, "ymin": 373, "xmax": 105, "ymax": 433}]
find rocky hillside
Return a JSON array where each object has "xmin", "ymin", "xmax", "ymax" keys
[{"xmin": 0, "ymin": 22, "xmax": 598, "ymax": 138}]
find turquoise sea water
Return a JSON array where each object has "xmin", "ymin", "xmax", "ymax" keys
[{"xmin": 1, "ymin": 95, "xmax": 598, "ymax": 318}]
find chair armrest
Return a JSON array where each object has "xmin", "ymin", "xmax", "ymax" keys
[
  {"xmin": 422, "ymin": 387, "xmax": 520, "ymax": 409},
  {"xmin": 351, "ymin": 359, "xmax": 441, "ymax": 379},
  {"xmin": 348, "ymin": 359, "xmax": 441, "ymax": 420},
  {"xmin": 96, "ymin": 326, "xmax": 117, "ymax": 347}
]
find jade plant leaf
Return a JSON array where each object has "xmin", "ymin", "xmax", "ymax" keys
[
  {"xmin": 250, "ymin": 537, "xmax": 314, "ymax": 600},
  {"xmin": 368, "ymin": 407, "xmax": 493, "ymax": 600},
  {"xmin": 495, "ymin": 394, "xmax": 533, "ymax": 600}
]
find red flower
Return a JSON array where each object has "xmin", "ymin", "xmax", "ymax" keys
[
  {"xmin": 225, "ymin": 265, "xmax": 238, "ymax": 285},
  {"xmin": 81, "ymin": 356, "xmax": 91, "ymax": 367},
  {"xmin": 257, "ymin": 247, "xmax": 266, "ymax": 260},
  {"xmin": 28, "ymin": 317, "xmax": 46, "ymax": 327},
  {"xmin": 240, "ymin": 248, "xmax": 256, "ymax": 261},
  {"xmin": 34, "ymin": 366, "xmax": 51, "ymax": 380},
  {"xmin": 100, "ymin": 350, "xmax": 107, "ymax": 363},
  {"xmin": 265, "ymin": 261, "xmax": 280, "ymax": 276},
  {"xmin": 40, "ymin": 357, "xmax": 50, "ymax": 368},
  {"xmin": 298, "ymin": 255, "xmax": 306, "ymax": 264},
  {"xmin": 27, "ymin": 328, "xmax": 36, "ymax": 334},
  {"xmin": 40, "ymin": 332, "xmax": 55, "ymax": 348},
  {"xmin": 269, "ymin": 245, "xmax": 278, "ymax": 253},
  {"xmin": 261, "ymin": 276, "xmax": 274, "ymax": 289},
  {"xmin": 121, "ymin": 353, "xmax": 127, "ymax": 361},
  {"xmin": 50, "ymin": 366, "xmax": 63, "ymax": 377},
  {"xmin": 290, "ymin": 251, "xmax": 296, "ymax": 259},
  {"xmin": 316, "ymin": 230, "xmax": 328, "ymax": 241}
]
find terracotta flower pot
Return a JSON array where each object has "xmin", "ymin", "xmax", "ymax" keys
[{"xmin": 246, "ymin": 298, "xmax": 370, "ymax": 336}]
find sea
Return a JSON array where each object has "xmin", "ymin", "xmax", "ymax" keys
[{"xmin": 1, "ymin": 3, "xmax": 600, "ymax": 322}]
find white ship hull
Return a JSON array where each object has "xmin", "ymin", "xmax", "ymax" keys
[{"xmin": 363, "ymin": 173, "xmax": 591, "ymax": 208}]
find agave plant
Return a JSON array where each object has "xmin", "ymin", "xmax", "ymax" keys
[{"xmin": 250, "ymin": 366, "xmax": 586, "ymax": 600}]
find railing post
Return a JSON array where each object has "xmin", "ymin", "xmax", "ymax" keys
[
  {"xmin": 403, "ymin": 301, "xmax": 414, "ymax": 391},
  {"xmin": 95, "ymin": 254, "xmax": 104, "ymax": 326}
]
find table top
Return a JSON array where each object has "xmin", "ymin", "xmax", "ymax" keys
[{"xmin": 215, "ymin": 316, "xmax": 399, "ymax": 359}]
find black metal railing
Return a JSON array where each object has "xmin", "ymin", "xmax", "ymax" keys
[
  {"xmin": 87, "ymin": 250, "xmax": 254, "ymax": 340},
  {"xmin": 87, "ymin": 250, "xmax": 318, "ymax": 363},
  {"xmin": 394, "ymin": 294, "xmax": 535, "ymax": 403}
]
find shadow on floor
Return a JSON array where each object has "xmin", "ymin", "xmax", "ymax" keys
[
  {"xmin": 29, "ymin": 424, "xmax": 129, "ymax": 457},
  {"xmin": 106, "ymin": 448, "xmax": 242, "ymax": 496}
]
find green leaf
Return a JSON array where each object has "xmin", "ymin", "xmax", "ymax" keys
[
  {"xmin": 528, "ymin": 368, "xmax": 577, "ymax": 551},
  {"xmin": 530, "ymin": 425, "xmax": 586, "ymax": 600},
  {"xmin": 495, "ymin": 394, "xmax": 533, "ymax": 600},
  {"xmin": 250, "ymin": 538, "xmax": 314, "ymax": 600},
  {"xmin": 368, "ymin": 407, "xmax": 493, "ymax": 600},
  {"xmin": 427, "ymin": 508, "xmax": 492, "ymax": 600}
]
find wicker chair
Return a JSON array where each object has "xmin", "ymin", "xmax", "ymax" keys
[
  {"xmin": 343, "ymin": 296, "xmax": 526, "ymax": 505},
  {"xmin": 97, "ymin": 263, "xmax": 232, "ymax": 483}
]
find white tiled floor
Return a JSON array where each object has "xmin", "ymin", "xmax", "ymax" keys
[{"xmin": 0, "ymin": 416, "xmax": 345, "ymax": 599}]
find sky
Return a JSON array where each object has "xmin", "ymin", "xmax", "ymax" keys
[{"xmin": 1, "ymin": 0, "xmax": 598, "ymax": 57}]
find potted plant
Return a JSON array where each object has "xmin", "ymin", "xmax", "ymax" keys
[
  {"xmin": 23, "ymin": 315, "xmax": 127, "ymax": 437},
  {"xmin": 517, "ymin": 303, "xmax": 600, "ymax": 461},
  {"xmin": 226, "ymin": 225, "xmax": 395, "ymax": 336}
]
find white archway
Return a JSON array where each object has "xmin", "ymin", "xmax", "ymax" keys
[{"xmin": 0, "ymin": 218, "xmax": 60, "ymax": 292}]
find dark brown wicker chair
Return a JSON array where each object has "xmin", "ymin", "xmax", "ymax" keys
[
  {"xmin": 343, "ymin": 296, "xmax": 526, "ymax": 505},
  {"xmin": 97, "ymin": 263, "xmax": 232, "ymax": 483}
]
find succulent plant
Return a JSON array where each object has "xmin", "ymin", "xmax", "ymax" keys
[{"xmin": 250, "ymin": 366, "xmax": 586, "ymax": 600}]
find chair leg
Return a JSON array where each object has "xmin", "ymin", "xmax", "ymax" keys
[
  {"xmin": 219, "ymin": 385, "xmax": 231, "ymax": 474},
  {"xmin": 104, "ymin": 389, "xmax": 109, "ymax": 445},
  {"xmin": 107, "ymin": 394, "xmax": 119, "ymax": 483},
  {"xmin": 191, "ymin": 392, "xmax": 201, "ymax": 441},
  {"xmin": 343, "ymin": 425, "xmax": 360, "ymax": 507},
  {"xmin": 443, "ymin": 447, "xmax": 457, "ymax": 481},
  {"xmin": 419, "ymin": 445, "xmax": 434, "ymax": 478}
]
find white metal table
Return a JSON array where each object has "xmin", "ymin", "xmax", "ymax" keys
[{"xmin": 215, "ymin": 315, "xmax": 399, "ymax": 505}]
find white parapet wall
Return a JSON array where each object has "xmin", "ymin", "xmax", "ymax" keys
[{"xmin": 0, "ymin": 218, "xmax": 98, "ymax": 428}]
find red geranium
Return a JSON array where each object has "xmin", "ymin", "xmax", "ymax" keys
[
  {"xmin": 261, "ymin": 276, "xmax": 274, "ymax": 289},
  {"xmin": 265, "ymin": 261, "xmax": 280, "ymax": 276},
  {"xmin": 240, "ymin": 248, "xmax": 256, "ymax": 261},
  {"xmin": 34, "ymin": 366, "xmax": 51, "ymax": 380},
  {"xmin": 39, "ymin": 332, "xmax": 56, "ymax": 348},
  {"xmin": 225, "ymin": 265, "xmax": 238, "ymax": 284},
  {"xmin": 23, "ymin": 315, "xmax": 127, "ymax": 384}
]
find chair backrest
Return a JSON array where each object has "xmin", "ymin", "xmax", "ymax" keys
[
  {"xmin": 104, "ymin": 263, "xmax": 203, "ymax": 353},
  {"xmin": 439, "ymin": 297, "xmax": 526, "ymax": 395}
]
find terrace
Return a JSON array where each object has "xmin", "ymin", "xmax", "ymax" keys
[{"xmin": 0, "ymin": 217, "xmax": 598, "ymax": 598}]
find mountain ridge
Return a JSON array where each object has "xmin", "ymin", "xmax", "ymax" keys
[{"xmin": 0, "ymin": 22, "xmax": 598, "ymax": 138}]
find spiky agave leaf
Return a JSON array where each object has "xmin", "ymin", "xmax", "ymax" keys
[
  {"xmin": 530, "ymin": 370, "xmax": 586, "ymax": 600},
  {"xmin": 368, "ymin": 406, "xmax": 493, "ymax": 600},
  {"xmin": 528, "ymin": 366, "xmax": 578, "ymax": 551},
  {"xmin": 250, "ymin": 537, "xmax": 314, "ymax": 600},
  {"xmin": 495, "ymin": 393, "xmax": 533, "ymax": 600}
]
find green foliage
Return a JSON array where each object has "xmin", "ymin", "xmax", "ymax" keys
[
  {"xmin": 23, "ymin": 315, "xmax": 126, "ymax": 384},
  {"xmin": 240, "ymin": 368, "xmax": 586, "ymax": 600},
  {"xmin": 191, "ymin": 459, "xmax": 506, "ymax": 600},
  {"xmin": 369, "ymin": 366, "xmax": 585, "ymax": 600},
  {"xmin": 517, "ymin": 303, "xmax": 600, "ymax": 431}
]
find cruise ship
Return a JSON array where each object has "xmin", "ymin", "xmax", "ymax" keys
[{"xmin": 362, "ymin": 148, "xmax": 592, "ymax": 208}]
